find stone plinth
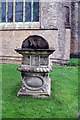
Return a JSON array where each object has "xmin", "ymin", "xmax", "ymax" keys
[
  {"xmin": 15, "ymin": 48, "xmax": 55, "ymax": 98},
  {"xmin": 15, "ymin": 35, "xmax": 55, "ymax": 98}
]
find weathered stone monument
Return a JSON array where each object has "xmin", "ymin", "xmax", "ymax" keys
[{"xmin": 15, "ymin": 35, "xmax": 55, "ymax": 98}]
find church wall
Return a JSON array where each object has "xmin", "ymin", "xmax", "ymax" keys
[
  {"xmin": 1, "ymin": 29, "xmax": 58, "ymax": 63},
  {"xmin": 0, "ymin": 2, "xmax": 71, "ymax": 64}
]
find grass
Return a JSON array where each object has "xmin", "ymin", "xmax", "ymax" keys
[
  {"xmin": 68, "ymin": 58, "xmax": 80, "ymax": 66},
  {"xmin": 1, "ymin": 64, "xmax": 78, "ymax": 118}
]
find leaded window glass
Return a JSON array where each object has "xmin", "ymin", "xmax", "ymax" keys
[{"xmin": 1, "ymin": 0, "xmax": 39, "ymax": 23}]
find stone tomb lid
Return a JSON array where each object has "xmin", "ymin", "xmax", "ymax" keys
[
  {"xmin": 15, "ymin": 48, "xmax": 55, "ymax": 52},
  {"xmin": 15, "ymin": 48, "xmax": 55, "ymax": 56}
]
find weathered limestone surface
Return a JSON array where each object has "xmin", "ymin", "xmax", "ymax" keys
[
  {"xmin": 78, "ymin": 2, "xmax": 80, "ymax": 51},
  {"xmin": 1, "ymin": 30, "xmax": 58, "ymax": 63},
  {"xmin": 71, "ymin": 2, "xmax": 78, "ymax": 54},
  {"xmin": 15, "ymin": 45, "xmax": 55, "ymax": 98},
  {"xmin": 0, "ymin": 2, "xmax": 71, "ymax": 64},
  {"xmin": 41, "ymin": 2, "xmax": 58, "ymax": 29}
]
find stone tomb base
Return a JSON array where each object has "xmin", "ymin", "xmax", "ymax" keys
[
  {"xmin": 17, "ymin": 72, "xmax": 51, "ymax": 98},
  {"xmin": 15, "ymin": 35, "xmax": 55, "ymax": 98}
]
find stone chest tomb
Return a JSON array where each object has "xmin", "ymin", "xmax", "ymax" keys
[{"xmin": 15, "ymin": 35, "xmax": 55, "ymax": 98}]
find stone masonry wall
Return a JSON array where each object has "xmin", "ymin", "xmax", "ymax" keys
[
  {"xmin": 0, "ymin": 2, "xmax": 71, "ymax": 64},
  {"xmin": 1, "ymin": 30, "xmax": 58, "ymax": 63},
  {"xmin": 41, "ymin": 2, "xmax": 71, "ymax": 61},
  {"xmin": 41, "ymin": 2, "xmax": 58, "ymax": 29},
  {"xmin": 71, "ymin": 2, "xmax": 79, "ymax": 54}
]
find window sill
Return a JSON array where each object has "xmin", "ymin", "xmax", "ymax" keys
[{"xmin": 0, "ymin": 22, "xmax": 40, "ymax": 30}]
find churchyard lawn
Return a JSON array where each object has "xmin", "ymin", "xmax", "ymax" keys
[{"xmin": 1, "ymin": 59, "xmax": 79, "ymax": 118}]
